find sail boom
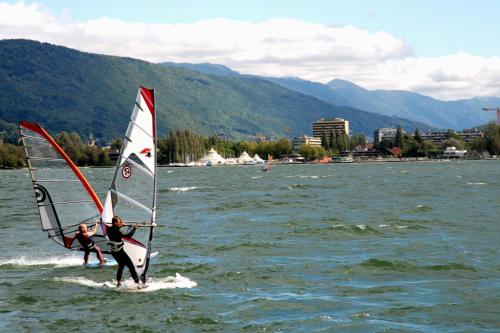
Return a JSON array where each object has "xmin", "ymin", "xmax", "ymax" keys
[
  {"xmin": 42, "ymin": 219, "xmax": 99, "ymax": 232},
  {"xmin": 35, "ymin": 179, "xmax": 81, "ymax": 183}
]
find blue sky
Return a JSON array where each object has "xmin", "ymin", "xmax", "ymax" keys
[
  {"xmin": 1, "ymin": 0, "xmax": 500, "ymax": 99},
  {"xmin": 13, "ymin": 0, "xmax": 500, "ymax": 57}
]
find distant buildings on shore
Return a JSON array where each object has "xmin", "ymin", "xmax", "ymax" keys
[
  {"xmin": 312, "ymin": 118, "xmax": 349, "ymax": 137},
  {"xmin": 292, "ymin": 118, "xmax": 349, "ymax": 152},
  {"xmin": 373, "ymin": 128, "xmax": 402, "ymax": 145},
  {"xmin": 373, "ymin": 127, "xmax": 483, "ymax": 145},
  {"xmin": 292, "ymin": 135, "xmax": 322, "ymax": 152},
  {"xmin": 420, "ymin": 129, "xmax": 483, "ymax": 144},
  {"xmin": 206, "ymin": 117, "xmax": 488, "ymax": 163}
]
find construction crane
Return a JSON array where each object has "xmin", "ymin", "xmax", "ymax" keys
[{"xmin": 482, "ymin": 107, "xmax": 500, "ymax": 125}]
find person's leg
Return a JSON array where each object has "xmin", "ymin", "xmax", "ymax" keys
[
  {"xmin": 93, "ymin": 245, "xmax": 106, "ymax": 264},
  {"xmin": 121, "ymin": 252, "xmax": 139, "ymax": 283},
  {"xmin": 83, "ymin": 250, "xmax": 90, "ymax": 265},
  {"xmin": 111, "ymin": 252, "xmax": 124, "ymax": 286}
]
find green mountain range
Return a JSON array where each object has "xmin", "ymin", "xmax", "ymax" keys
[
  {"xmin": 0, "ymin": 39, "xmax": 430, "ymax": 143},
  {"xmin": 161, "ymin": 62, "xmax": 499, "ymax": 130}
]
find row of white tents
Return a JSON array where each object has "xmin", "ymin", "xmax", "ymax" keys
[{"xmin": 199, "ymin": 148, "xmax": 265, "ymax": 165}]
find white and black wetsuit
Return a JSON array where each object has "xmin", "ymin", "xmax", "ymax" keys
[
  {"xmin": 74, "ymin": 231, "xmax": 96, "ymax": 253},
  {"xmin": 108, "ymin": 226, "xmax": 139, "ymax": 283}
]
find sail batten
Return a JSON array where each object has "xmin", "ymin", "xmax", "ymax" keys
[
  {"xmin": 27, "ymin": 157, "xmax": 66, "ymax": 162},
  {"xmin": 129, "ymin": 120, "xmax": 154, "ymax": 139},
  {"xmin": 109, "ymin": 189, "xmax": 153, "ymax": 214},
  {"xmin": 21, "ymin": 134, "xmax": 49, "ymax": 141},
  {"xmin": 39, "ymin": 199, "xmax": 95, "ymax": 207}
]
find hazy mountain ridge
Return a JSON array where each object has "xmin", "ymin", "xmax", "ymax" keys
[
  {"xmin": 267, "ymin": 78, "xmax": 499, "ymax": 130},
  {"xmin": 163, "ymin": 61, "xmax": 498, "ymax": 130}
]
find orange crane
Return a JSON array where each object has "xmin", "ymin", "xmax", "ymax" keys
[{"xmin": 482, "ymin": 107, "xmax": 500, "ymax": 125}]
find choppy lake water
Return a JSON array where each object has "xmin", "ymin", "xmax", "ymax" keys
[{"xmin": 0, "ymin": 160, "xmax": 499, "ymax": 332}]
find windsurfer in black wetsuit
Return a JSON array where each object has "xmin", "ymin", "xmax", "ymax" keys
[
  {"xmin": 70, "ymin": 223, "xmax": 106, "ymax": 266},
  {"xmin": 108, "ymin": 216, "xmax": 142, "ymax": 287}
]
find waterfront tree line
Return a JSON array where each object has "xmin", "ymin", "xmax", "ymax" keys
[
  {"xmin": 158, "ymin": 130, "xmax": 293, "ymax": 164},
  {"xmin": 2, "ymin": 124, "xmax": 500, "ymax": 168},
  {"xmin": 0, "ymin": 129, "xmax": 294, "ymax": 167},
  {"xmin": 0, "ymin": 131, "xmax": 115, "ymax": 168}
]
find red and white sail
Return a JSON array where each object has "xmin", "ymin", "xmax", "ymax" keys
[
  {"xmin": 19, "ymin": 121, "xmax": 109, "ymax": 252},
  {"xmin": 101, "ymin": 86, "xmax": 157, "ymax": 282}
]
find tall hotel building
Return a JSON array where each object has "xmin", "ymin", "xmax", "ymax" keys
[{"xmin": 312, "ymin": 118, "xmax": 350, "ymax": 137}]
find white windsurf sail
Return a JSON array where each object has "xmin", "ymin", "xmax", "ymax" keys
[
  {"xmin": 101, "ymin": 86, "xmax": 157, "ymax": 283},
  {"xmin": 19, "ymin": 121, "xmax": 110, "ymax": 252}
]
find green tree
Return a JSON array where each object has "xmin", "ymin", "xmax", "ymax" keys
[
  {"xmin": 272, "ymin": 138, "xmax": 292, "ymax": 158},
  {"xmin": 349, "ymin": 133, "xmax": 366, "ymax": 150},
  {"xmin": 443, "ymin": 137, "xmax": 464, "ymax": 150},
  {"xmin": 329, "ymin": 131, "xmax": 335, "ymax": 151},
  {"xmin": 414, "ymin": 128, "xmax": 422, "ymax": 143},
  {"xmin": 395, "ymin": 126, "xmax": 403, "ymax": 149},
  {"xmin": 484, "ymin": 123, "xmax": 500, "ymax": 155},
  {"xmin": 0, "ymin": 141, "xmax": 26, "ymax": 168},
  {"xmin": 467, "ymin": 137, "xmax": 486, "ymax": 152},
  {"xmin": 321, "ymin": 131, "xmax": 328, "ymax": 149},
  {"xmin": 299, "ymin": 144, "xmax": 325, "ymax": 160}
]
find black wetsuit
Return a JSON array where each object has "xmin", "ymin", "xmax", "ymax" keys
[{"xmin": 108, "ymin": 225, "xmax": 139, "ymax": 283}]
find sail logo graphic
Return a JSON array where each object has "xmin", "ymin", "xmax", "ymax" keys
[
  {"xmin": 122, "ymin": 165, "xmax": 132, "ymax": 179},
  {"xmin": 140, "ymin": 148, "xmax": 152, "ymax": 157}
]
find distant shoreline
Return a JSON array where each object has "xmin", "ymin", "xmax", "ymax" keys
[{"xmin": 2, "ymin": 157, "xmax": 498, "ymax": 171}]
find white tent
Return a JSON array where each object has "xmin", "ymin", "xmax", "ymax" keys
[
  {"xmin": 253, "ymin": 154, "xmax": 264, "ymax": 164},
  {"xmin": 238, "ymin": 151, "xmax": 255, "ymax": 164},
  {"xmin": 199, "ymin": 148, "xmax": 225, "ymax": 165}
]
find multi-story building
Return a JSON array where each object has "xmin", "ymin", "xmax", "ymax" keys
[
  {"xmin": 419, "ymin": 131, "xmax": 448, "ymax": 144},
  {"xmin": 292, "ymin": 135, "xmax": 322, "ymax": 152},
  {"xmin": 458, "ymin": 128, "xmax": 483, "ymax": 142},
  {"xmin": 373, "ymin": 128, "xmax": 401, "ymax": 145},
  {"xmin": 312, "ymin": 118, "xmax": 350, "ymax": 138},
  {"xmin": 420, "ymin": 129, "xmax": 483, "ymax": 144}
]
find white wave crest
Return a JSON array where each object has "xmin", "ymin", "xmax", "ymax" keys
[
  {"xmin": 168, "ymin": 187, "xmax": 198, "ymax": 192},
  {"xmin": 0, "ymin": 255, "xmax": 83, "ymax": 267},
  {"xmin": 54, "ymin": 273, "xmax": 197, "ymax": 292},
  {"xmin": 286, "ymin": 175, "xmax": 319, "ymax": 179},
  {"xmin": 468, "ymin": 182, "xmax": 485, "ymax": 185}
]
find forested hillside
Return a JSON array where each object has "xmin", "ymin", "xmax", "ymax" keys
[{"xmin": 0, "ymin": 39, "xmax": 428, "ymax": 143}]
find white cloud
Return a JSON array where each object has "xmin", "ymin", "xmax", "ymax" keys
[{"xmin": 1, "ymin": 2, "xmax": 500, "ymax": 100}]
